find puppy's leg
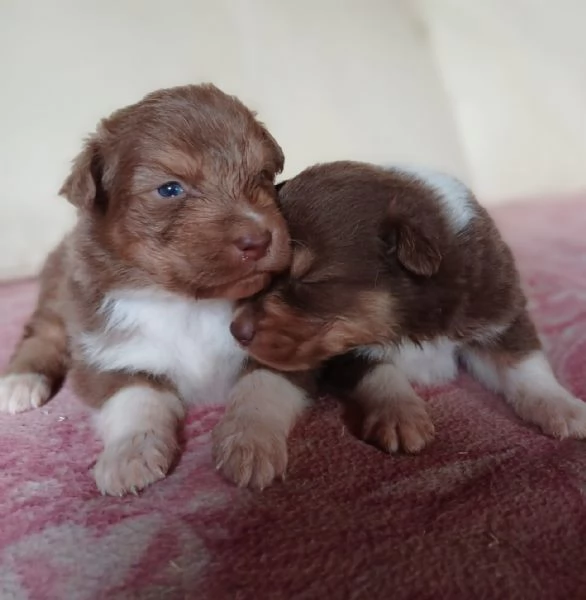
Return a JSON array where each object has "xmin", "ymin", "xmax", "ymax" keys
[
  {"xmin": 462, "ymin": 311, "xmax": 586, "ymax": 438},
  {"xmin": 0, "ymin": 244, "xmax": 69, "ymax": 414},
  {"xmin": 72, "ymin": 367, "xmax": 184, "ymax": 496},
  {"xmin": 212, "ymin": 367, "xmax": 310, "ymax": 490},
  {"xmin": 323, "ymin": 353, "xmax": 435, "ymax": 453},
  {"xmin": 352, "ymin": 360, "xmax": 435, "ymax": 453}
]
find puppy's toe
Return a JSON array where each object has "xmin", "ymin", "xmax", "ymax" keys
[
  {"xmin": 362, "ymin": 398, "xmax": 435, "ymax": 454},
  {"xmin": 0, "ymin": 373, "xmax": 51, "ymax": 414},
  {"xmin": 212, "ymin": 414, "xmax": 287, "ymax": 490},
  {"xmin": 94, "ymin": 431, "xmax": 178, "ymax": 496}
]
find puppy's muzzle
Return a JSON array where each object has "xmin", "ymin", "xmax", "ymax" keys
[{"xmin": 233, "ymin": 230, "xmax": 272, "ymax": 262}]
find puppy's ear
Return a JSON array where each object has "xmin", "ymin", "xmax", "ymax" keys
[
  {"xmin": 383, "ymin": 211, "xmax": 442, "ymax": 277},
  {"xmin": 261, "ymin": 126, "xmax": 285, "ymax": 174},
  {"xmin": 59, "ymin": 137, "xmax": 105, "ymax": 210},
  {"xmin": 394, "ymin": 223, "xmax": 442, "ymax": 276}
]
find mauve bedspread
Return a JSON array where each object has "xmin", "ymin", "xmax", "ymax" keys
[{"xmin": 1, "ymin": 196, "xmax": 585, "ymax": 600}]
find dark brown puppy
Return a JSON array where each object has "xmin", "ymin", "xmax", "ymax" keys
[
  {"xmin": 230, "ymin": 161, "xmax": 586, "ymax": 457},
  {"xmin": 0, "ymin": 84, "xmax": 302, "ymax": 495}
]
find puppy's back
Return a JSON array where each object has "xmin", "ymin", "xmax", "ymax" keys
[{"xmin": 278, "ymin": 161, "xmax": 523, "ymax": 336}]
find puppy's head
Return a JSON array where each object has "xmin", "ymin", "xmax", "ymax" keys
[
  {"xmin": 230, "ymin": 162, "xmax": 444, "ymax": 371},
  {"xmin": 60, "ymin": 84, "xmax": 290, "ymax": 299}
]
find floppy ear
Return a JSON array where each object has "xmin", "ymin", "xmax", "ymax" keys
[
  {"xmin": 260, "ymin": 125, "xmax": 285, "ymax": 174},
  {"xmin": 383, "ymin": 209, "xmax": 442, "ymax": 277},
  {"xmin": 394, "ymin": 223, "xmax": 442, "ymax": 276},
  {"xmin": 59, "ymin": 137, "xmax": 105, "ymax": 210}
]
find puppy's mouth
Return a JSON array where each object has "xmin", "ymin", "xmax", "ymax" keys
[
  {"xmin": 246, "ymin": 352, "xmax": 317, "ymax": 372},
  {"xmin": 210, "ymin": 237, "xmax": 292, "ymax": 299},
  {"xmin": 198, "ymin": 272, "xmax": 273, "ymax": 300}
]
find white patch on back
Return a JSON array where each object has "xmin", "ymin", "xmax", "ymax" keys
[
  {"xmin": 80, "ymin": 289, "xmax": 245, "ymax": 406},
  {"xmin": 384, "ymin": 164, "xmax": 475, "ymax": 232},
  {"xmin": 358, "ymin": 337, "xmax": 459, "ymax": 387}
]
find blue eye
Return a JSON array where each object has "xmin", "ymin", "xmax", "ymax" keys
[{"xmin": 157, "ymin": 181, "xmax": 185, "ymax": 198}]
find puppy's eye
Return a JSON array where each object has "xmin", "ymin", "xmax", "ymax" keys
[
  {"xmin": 157, "ymin": 181, "xmax": 185, "ymax": 198},
  {"xmin": 259, "ymin": 170, "xmax": 273, "ymax": 182}
]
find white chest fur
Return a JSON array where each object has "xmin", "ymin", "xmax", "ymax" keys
[{"xmin": 79, "ymin": 289, "xmax": 246, "ymax": 405}]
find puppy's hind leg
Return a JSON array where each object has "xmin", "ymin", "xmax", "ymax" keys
[
  {"xmin": 0, "ymin": 244, "xmax": 70, "ymax": 414},
  {"xmin": 461, "ymin": 311, "xmax": 586, "ymax": 439}
]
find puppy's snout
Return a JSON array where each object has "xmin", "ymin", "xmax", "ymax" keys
[
  {"xmin": 230, "ymin": 314, "xmax": 256, "ymax": 346},
  {"xmin": 234, "ymin": 230, "xmax": 272, "ymax": 261}
]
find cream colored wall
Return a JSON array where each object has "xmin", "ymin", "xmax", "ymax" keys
[
  {"xmin": 2, "ymin": 0, "xmax": 584, "ymax": 281},
  {"xmin": 417, "ymin": 0, "xmax": 586, "ymax": 203},
  {"xmin": 0, "ymin": 0, "xmax": 467, "ymax": 280}
]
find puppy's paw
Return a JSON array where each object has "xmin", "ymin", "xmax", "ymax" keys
[
  {"xmin": 362, "ymin": 397, "xmax": 435, "ymax": 454},
  {"xmin": 94, "ymin": 431, "xmax": 178, "ymax": 496},
  {"xmin": 518, "ymin": 393, "xmax": 586, "ymax": 440},
  {"xmin": 212, "ymin": 413, "xmax": 287, "ymax": 490},
  {"xmin": 0, "ymin": 373, "xmax": 51, "ymax": 414}
]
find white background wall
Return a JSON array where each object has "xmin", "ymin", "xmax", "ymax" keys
[
  {"xmin": 417, "ymin": 0, "xmax": 586, "ymax": 201},
  {"xmin": 0, "ymin": 0, "xmax": 584, "ymax": 280}
]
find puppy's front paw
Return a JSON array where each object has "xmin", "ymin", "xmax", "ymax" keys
[
  {"xmin": 0, "ymin": 373, "xmax": 51, "ymax": 414},
  {"xmin": 94, "ymin": 431, "xmax": 178, "ymax": 496},
  {"xmin": 362, "ymin": 397, "xmax": 435, "ymax": 454},
  {"xmin": 212, "ymin": 413, "xmax": 287, "ymax": 490}
]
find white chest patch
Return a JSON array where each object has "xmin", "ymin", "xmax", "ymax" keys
[
  {"xmin": 384, "ymin": 164, "xmax": 475, "ymax": 233},
  {"xmin": 79, "ymin": 289, "xmax": 245, "ymax": 406},
  {"xmin": 359, "ymin": 337, "xmax": 460, "ymax": 387}
]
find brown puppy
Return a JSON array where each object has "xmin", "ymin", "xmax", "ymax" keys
[
  {"xmin": 0, "ymin": 84, "xmax": 304, "ymax": 495},
  {"xmin": 230, "ymin": 161, "xmax": 586, "ymax": 457}
]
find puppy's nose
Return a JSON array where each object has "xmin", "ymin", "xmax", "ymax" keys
[
  {"xmin": 230, "ymin": 318, "xmax": 256, "ymax": 346},
  {"xmin": 234, "ymin": 230, "xmax": 272, "ymax": 261}
]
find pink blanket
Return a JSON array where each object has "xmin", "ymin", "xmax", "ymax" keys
[{"xmin": 1, "ymin": 196, "xmax": 586, "ymax": 599}]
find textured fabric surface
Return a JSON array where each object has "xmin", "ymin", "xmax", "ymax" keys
[{"xmin": 1, "ymin": 196, "xmax": 586, "ymax": 600}]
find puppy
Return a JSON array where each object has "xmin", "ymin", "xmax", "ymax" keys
[
  {"xmin": 0, "ymin": 84, "xmax": 302, "ymax": 495},
  {"xmin": 230, "ymin": 161, "xmax": 586, "ymax": 459}
]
